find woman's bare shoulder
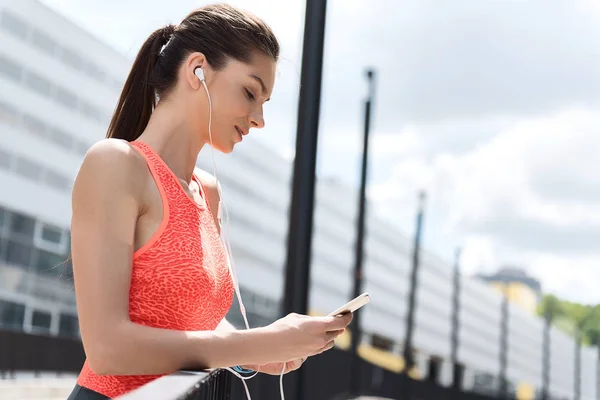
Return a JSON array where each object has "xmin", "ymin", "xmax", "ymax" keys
[{"xmin": 73, "ymin": 138, "xmax": 148, "ymax": 201}]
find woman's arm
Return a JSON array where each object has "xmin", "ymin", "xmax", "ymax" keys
[{"xmin": 71, "ymin": 140, "xmax": 275, "ymax": 375}]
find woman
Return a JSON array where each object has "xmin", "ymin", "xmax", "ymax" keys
[{"xmin": 67, "ymin": 4, "xmax": 352, "ymax": 399}]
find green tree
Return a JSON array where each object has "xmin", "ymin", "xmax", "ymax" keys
[{"xmin": 537, "ymin": 295, "xmax": 600, "ymax": 346}]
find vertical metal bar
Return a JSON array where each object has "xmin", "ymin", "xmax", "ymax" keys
[
  {"xmin": 575, "ymin": 329, "xmax": 581, "ymax": 400},
  {"xmin": 281, "ymin": 1, "xmax": 328, "ymax": 399},
  {"xmin": 596, "ymin": 346, "xmax": 600, "ymax": 400},
  {"xmin": 498, "ymin": 289, "xmax": 509, "ymax": 400},
  {"xmin": 349, "ymin": 69, "xmax": 375, "ymax": 397},
  {"xmin": 401, "ymin": 191, "xmax": 426, "ymax": 398},
  {"xmin": 541, "ymin": 312, "xmax": 551, "ymax": 400},
  {"xmin": 450, "ymin": 248, "xmax": 462, "ymax": 393}
]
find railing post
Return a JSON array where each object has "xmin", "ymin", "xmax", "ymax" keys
[
  {"xmin": 349, "ymin": 68, "xmax": 376, "ymax": 397},
  {"xmin": 450, "ymin": 248, "xmax": 462, "ymax": 397},
  {"xmin": 597, "ymin": 345, "xmax": 600, "ymax": 400},
  {"xmin": 401, "ymin": 191, "xmax": 426, "ymax": 399},
  {"xmin": 281, "ymin": 0, "xmax": 328, "ymax": 399},
  {"xmin": 575, "ymin": 329, "xmax": 581, "ymax": 400},
  {"xmin": 541, "ymin": 312, "xmax": 551, "ymax": 400},
  {"xmin": 498, "ymin": 288, "xmax": 509, "ymax": 399}
]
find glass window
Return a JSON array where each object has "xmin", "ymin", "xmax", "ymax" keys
[
  {"xmin": 0, "ymin": 147, "xmax": 12, "ymax": 170},
  {"xmin": 83, "ymin": 62, "xmax": 106, "ymax": 82},
  {"xmin": 59, "ymin": 314, "xmax": 79, "ymax": 338},
  {"xmin": 50, "ymin": 128, "xmax": 73, "ymax": 150},
  {"xmin": 0, "ymin": 299, "xmax": 25, "ymax": 330},
  {"xmin": 0, "ymin": 55, "xmax": 23, "ymax": 82},
  {"xmin": 64, "ymin": 231, "xmax": 71, "ymax": 251},
  {"xmin": 34, "ymin": 248, "xmax": 64, "ymax": 276},
  {"xmin": 31, "ymin": 310, "xmax": 52, "ymax": 332},
  {"xmin": 6, "ymin": 239, "xmax": 33, "ymax": 268},
  {"xmin": 59, "ymin": 47, "xmax": 83, "ymax": 71},
  {"xmin": 14, "ymin": 156, "xmax": 42, "ymax": 181},
  {"xmin": 43, "ymin": 169, "xmax": 71, "ymax": 192},
  {"xmin": 41, "ymin": 224, "xmax": 63, "ymax": 244},
  {"xmin": 0, "ymin": 100, "xmax": 20, "ymax": 126},
  {"xmin": 0, "ymin": 237, "xmax": 5, "ymax": 261},
  {"xmin": 78, "ymin": 101, "xmax": 97, "ymax": 120},
  {"xmin": 31, "ymin": 28, "xmax": 57, "ymax": 55},
  {"xmin": 22, "ymin": 114, "xmax": 48, "ymax": 138},
  {"xmin": 0, "ymin": 208, "xmax": 6, "ymax": 230},
  {"xmin": 0, "ymin": 11, "xmax": 29, "ymax": 39},
  {"xmin": 79, "ymin": 101, "xmax": 107, "ymax": 123},
  {"xmin": 53, "ymin": 87, "xmax": 77, "ymax": 109},
  {"xmin": 75, "ymin": 140, "xmax": 90, "ymax": 156},
  {"xmin": 24, "ymin": 71, "xmax": 52, "ymax": 97},
  {"xmin": 10, "ymin": 213, "xmax": 35, "ymax": 237}
]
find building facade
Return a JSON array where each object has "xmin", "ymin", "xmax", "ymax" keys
[{"xmin": 0, "ymin": 0, "xmax": 128, "ymax": 339}]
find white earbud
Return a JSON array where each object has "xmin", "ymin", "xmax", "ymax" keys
[{"xmin": 194, "ymin": 66, "xmax": 205, "ymax": 82}]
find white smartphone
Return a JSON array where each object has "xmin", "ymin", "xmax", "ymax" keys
[{"xmin": 328, "ymin": 293, "xmax": 371, "ymax": 317}]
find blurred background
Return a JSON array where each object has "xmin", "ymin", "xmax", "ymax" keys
[{"xmin": 0, "ymin": 0, "xmax": 599, "ymax": 399}]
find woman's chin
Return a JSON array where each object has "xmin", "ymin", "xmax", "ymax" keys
[{"xmin": 212, "ymin": 142, "xmax": 236, "ymax": 154}]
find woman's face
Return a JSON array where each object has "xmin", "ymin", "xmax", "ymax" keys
[{"xmin": 185, "ymin": 51, "xmax": 276, "ymax": 153}]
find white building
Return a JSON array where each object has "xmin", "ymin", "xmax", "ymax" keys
[
  {"xmin": 0, "ymin": 0, "xmax": 128, "ymax": 338},
  {"xmin": 0, "ymin": 1, "xmax": 595, "ymax": 399}
]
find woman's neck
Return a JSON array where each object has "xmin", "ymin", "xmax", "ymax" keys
[{"xmin": 137, "ymin": 100, "xmax": 204, "ymax": 183}]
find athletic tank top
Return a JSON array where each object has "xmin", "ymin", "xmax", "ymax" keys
[{"xmin": 76, "ymin": 140, "xmax": 235, "ymax": 398}]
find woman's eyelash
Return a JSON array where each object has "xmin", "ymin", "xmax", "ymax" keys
[{"xmin": 245, "ymin": 88, "xmax": 255, "ymax": 101}]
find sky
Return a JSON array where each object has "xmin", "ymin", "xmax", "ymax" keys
[{"xmin": 38, "ymin": 0, "xmax": 600, "ymax": 303}]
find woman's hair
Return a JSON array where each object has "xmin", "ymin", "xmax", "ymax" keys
[{"xmin": 106, "ymin": 3, "xmax": 280, "ymax": 142}]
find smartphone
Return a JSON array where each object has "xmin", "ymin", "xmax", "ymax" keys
[{"xmin": 328, "ymin": 293, "xmax": 371, "ymax": 317}]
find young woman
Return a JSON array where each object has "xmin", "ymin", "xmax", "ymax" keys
[{"xmin": 66, "ymin": 4, "xmax": 352, "ymax": 400}]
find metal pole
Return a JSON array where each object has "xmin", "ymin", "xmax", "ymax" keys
[
  {"xmin": 450, "ymin": 248, "xmax": 462, "ymax": 394},
  {"xmin": 402, "ymin": 191, "xmax": 426, "ymax": 397},
  {"xmin": 499, "ymin": 288, "xmax": 509, "ymax": 400},
  {"xmin": 349, "ymin": 69, "xmax": 376, "ymax": 397},
  {"xmin": 596, "ymin": 345, "xmax": 600, "ymax": 400},
  {"xmin": 281, "ymin": 1, "xmax": 328, "ymax": 399},
  {"xmin": 541, "ymin": 312, "xmax": 551, "ymax": 400},
  {"xmin": 575, "ymin": 329, "xmax": 581, "ymax": 400}
]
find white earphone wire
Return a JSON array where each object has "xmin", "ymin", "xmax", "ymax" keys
[{"xmin": 198, "ymin": 69, "xmax": 289, "ymax": 400}]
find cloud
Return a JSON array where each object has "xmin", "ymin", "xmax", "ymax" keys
[
  {"xmin": 525, "ymin": 253, "xmax": 600, "ymax": 304},
  {"xmin": 312, "ymin": 0, "xmax": 600, "ymax": 140},
  {"xmin": 368, "ymin": 107, "xmax": 600, "ymax": 301}
]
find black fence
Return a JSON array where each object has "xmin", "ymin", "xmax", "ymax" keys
[
  {"xmin": 228, "ymin": 348, "xmax": 497, "ymax": 400},
  {"xmin": 0, "ymin": 329, "xmax": 85, "ymax": 377},
  {"xmin": 0, "ymin": 328, "xmax": 498, "ymax": 400}
]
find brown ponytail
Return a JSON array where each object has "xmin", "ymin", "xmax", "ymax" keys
[
  {"xmin": 106, "ymin": 24, "xmax": 176, "ymax": 141},
  {"xmin": 106, "ymin": 4, "xmax": 279, "ymax": 142}
]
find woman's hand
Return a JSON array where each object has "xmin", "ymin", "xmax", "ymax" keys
[
  {"xmin": 261, "ymin": 313, "xmax": 353, "ymax": 363},
  {"xmin": 243, "ymin": 358, "xmax": 307, "ymax": 376}
]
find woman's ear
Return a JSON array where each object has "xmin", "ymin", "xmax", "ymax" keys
[{"xmin": 184, "ymin": 52, "xmax": 208, "ymax": 90}]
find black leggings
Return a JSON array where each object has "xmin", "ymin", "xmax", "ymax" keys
[{"xmin": 67, "ymin": 384, "xmax": 110, "ymax": 400}]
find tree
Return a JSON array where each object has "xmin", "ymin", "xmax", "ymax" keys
[{"xmin": 537, "ymin": 295, "xmax": 600, "ymax": 346}]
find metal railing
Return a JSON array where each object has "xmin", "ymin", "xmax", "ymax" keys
[{"xmin": 118, "ymin": 369, "xmax": 231, "ymax": 400}]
